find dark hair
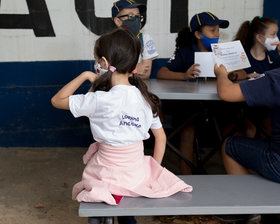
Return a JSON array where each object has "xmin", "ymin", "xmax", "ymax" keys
[
  {"xmin": 91, "ymin": 28, "xmax": 161, "ymax": 117},
  {"xmin": 234, "ymin": 16, "xmax": 278, "ymax": 51},
  {"xmin": 175, "ymin": 27, "xmax": 201, "ymax": 50}
]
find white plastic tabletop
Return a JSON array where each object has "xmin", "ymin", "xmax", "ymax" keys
[{"xmin": 145, "ymin": 79, "xmax": 220, "ymax": 100}]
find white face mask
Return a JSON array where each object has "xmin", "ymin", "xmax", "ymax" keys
[
  {"xmin": 94, "ymin": 62, "xmax": 108, "ymax": 76},
  {"xmin": 264, "ymin": 36, "xmax": 279, "ymax": 51}
]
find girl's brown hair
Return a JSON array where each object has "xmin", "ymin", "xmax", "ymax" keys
[
  {"xmin": 234, "ymin": 16, "xmax": 278, "ymax": 51},
  {"xmin": 91, "ymin": 28, "xmax": 161, "ymax": 117},
  {"xmin": 175, "ymin": 27, "xmax": 202, "ymax": 50}
]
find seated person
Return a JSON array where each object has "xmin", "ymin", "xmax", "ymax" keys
[
  {"xmin": 215, "ymin": 64, "xmax": 280, "ymax": 182},
  {"xmin": 228, "ymin": 16, "xmax": 280, "ymax": 139},
  {"xmin": 230, "ymin": 16, "xmax": 280, "ymax": 81},
  {"xmin": 157, "ymin": 12, "xmax": 229, "ymax": 174},
  {"xmin": 112, "ymin": 0, "xmax": 158, "ymax": 79},
  {"xmin": 214, "ymin": 64, "xmax": 280, "ymax": 224}
]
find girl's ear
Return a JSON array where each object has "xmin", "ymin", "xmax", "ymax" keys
[
  {"xmin": 114, "ymin": 17, "xmax": 122, "ymax": 27},
  {"xmin": 255, "ymin": 33, "xmax": 265, "ymax": 44},
  {"xmin": 101, "ymin": 56, "xmax": 110, "ymax": 69},
  {"xmin": 194, "ymin": 31, "xmax": 202, "ymax": 40}
]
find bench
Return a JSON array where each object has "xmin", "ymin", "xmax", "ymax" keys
[{"xmin": 79, "ymin": 175, "xmax": 280, "ymax": 217}]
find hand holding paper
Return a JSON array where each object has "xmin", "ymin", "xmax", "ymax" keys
[
  {"xmin": 185, "ymin": 63, "xmax": 201, "ymax": 79},
  {"xmin": 194, "ymin": 52, "xmax": 215, "ymax": 77},
  {"xmin": 214, "ymin": 64, "xmax": 228, "ymax": 78},
  {"xmin": 211, "ymin": 40, "xmax": 251, "ymax": 72}
]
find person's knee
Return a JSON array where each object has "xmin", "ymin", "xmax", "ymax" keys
[
  {"xmin": 221, "ymin": 138, "xmax": 229, "ymax": 158},
  {"xmin": 221, "ymin": 137, "xmax": 236, "ymax": 166}
]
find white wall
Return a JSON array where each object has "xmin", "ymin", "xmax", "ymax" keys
[{"xmin": 0, "ymin": 0, "xmax": 263, "ymax": 62}]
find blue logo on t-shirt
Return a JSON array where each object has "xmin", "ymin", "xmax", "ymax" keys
[{"xmin": 146, "ymin": 40, "xmax": 156, "ymax": 55}]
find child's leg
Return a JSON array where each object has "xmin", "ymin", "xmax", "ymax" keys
[
  {"xmin": 222, "ymin": 136, "xmax": 280, "ymax": 183},
  {"xmin": 179, "ymin": 125, "xmax": 195, "ymax": 174},
  {"xmin": 222, "ymin": 138, "xmax": 250, "ymax": 174}
]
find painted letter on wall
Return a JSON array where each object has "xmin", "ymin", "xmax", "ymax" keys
[{"xmin": 0, "ymin": 0, "xmax": 55, "ymax": 37}]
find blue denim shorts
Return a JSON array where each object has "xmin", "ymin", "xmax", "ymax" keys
[{"xmin": 226, "ymin": 136, "xmax": 280, "ymax": 183}]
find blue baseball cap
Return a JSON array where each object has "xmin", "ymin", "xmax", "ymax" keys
[
  {"xmin": 189, "ymin": 12, "xmax": 229, "ymax": 32},
  {"xmin": 112, "ymin": 0, "xmax": 146, "ymax": 18}
]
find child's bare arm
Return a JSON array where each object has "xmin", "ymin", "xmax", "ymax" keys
[
  {"xmin": 51, "ymin": 71, "xmax": 98, "ymax": 110},
  {"xmin": 157, "ymin": 64, "xmax": 200, "ymax": 80},
  {"xmin": 151, "ymin": 127, "xmax": 166, "ymax": 164},
  {"xmin": 214, "ymin": 64, "xmax": 245, "ymax": 102}
]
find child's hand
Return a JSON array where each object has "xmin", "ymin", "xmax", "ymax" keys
[
  {"xmin": 214, "ymin": 64, "xmax": 228, "ymax": 78},
  {"xmin": 184, "ymin": 64, "xmax": 200, "ymax": 79},
  {"xmin": 228, "ymin": 69, "xmax": 247, "ymax": 81},
  {"xmin": 271, "ymin": 40, "xmax": 280, "ymax": 51},
  {"xmin": 136, "ymin": 60, "xmax": 152, "ymax": 79},
  {"xmin": 82, "ymin": 71, "xmax": 98, "ymax": 83},
  {"xmin": 137, "ymin": 62, "xmax": 149, "ymax": 75}
]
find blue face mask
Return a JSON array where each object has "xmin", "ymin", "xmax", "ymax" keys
[
  {"xmin": 199, "ymin": 32, "xmax": 219, "ymax": 50},
  {"xmin": 122, "ymin": 17, "xmax": 141, "ymax": 36}
]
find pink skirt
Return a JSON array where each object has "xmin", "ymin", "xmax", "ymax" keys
[{"xmin": 72, "ymin": 141, "xmax": 193, "ymax": 205}]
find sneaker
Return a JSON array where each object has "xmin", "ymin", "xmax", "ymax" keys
[
  {"xmin": 88, "ymin": 217, "xmax": 104, "ymax": 224},
  {"xmin": 104, "ymin": 217, "xmax": 114, "ymax": 224}
]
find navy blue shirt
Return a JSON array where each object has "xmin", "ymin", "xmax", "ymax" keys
[
  {"xmin": 165, "ymin": 44, "xmax": 200, "ymax": 72},
  {"xmin": 245, "ymin": 49, "xmax": 280, "ymax": 74},
  {"xmin": 240, "ymin": 68, "xmax": 280, "ymax": 154}
]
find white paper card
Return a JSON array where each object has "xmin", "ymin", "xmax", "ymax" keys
[
  {"xmin": 194, "ymin": 52, "xmax": 215, "ymax": 77},
  {"xmin": 211, "ymin": 40, "xmax": 251, "ymax": 72}
]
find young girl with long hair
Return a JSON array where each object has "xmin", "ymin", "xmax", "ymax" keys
[
  {"xmin": 51, "ymin": 28, "xmax": 192, "ymax": 206},
  {"xmin": 229, "ymin": 16, "xmax": 280, "ymax": 139},
  {"xmin": 230, "ymin": 16, "xmax": 280, "ymax": 80}
]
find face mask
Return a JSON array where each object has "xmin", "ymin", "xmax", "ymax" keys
[
  {"xmin": 199, "ymin": 32, "xmax": 219, "ymax": 51},
  {"xmin": 121, "ymin": 17, "xmax": 141, "ymax": 36},
  {"xmin": 263, "ymin": 36, "xmax": 279, "ymax": 51},
  {"xmin": 94, "ymin": 62, "xmax": 108, "ymax": 76}
]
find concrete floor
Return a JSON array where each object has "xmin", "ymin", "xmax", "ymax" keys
[
  {"xmin": 0, "ymin": 145, "xmax": 225, "ymax": 224},
  {"xmin": 0, "ymin": 147, "xmax": 88, "ymax": 224}
]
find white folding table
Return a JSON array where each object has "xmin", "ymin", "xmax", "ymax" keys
[{"xmin": 145, "ymin": 79, "xmax": 223, "ymax": 173}]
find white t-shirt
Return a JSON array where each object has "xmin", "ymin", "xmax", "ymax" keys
[
  {"xmin": 138, "ymin": 33, "xmax": 159, "ymax": 62},
  {"xmin": 69, "ymin": 85, "xmax": 162, "ymax": 146}
]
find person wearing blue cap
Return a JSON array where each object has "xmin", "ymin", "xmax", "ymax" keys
[
  {"xmin": 112, "ymin": 0, "xmax": 158, "ymax": 80},
  {"xmin": 214, "ymin": 64, "xmax": 280, "ymax": 223},
  {"xmin": 157, "ymin": 11, "xmax": 229, "ymax": 80},
  {"xmin": 157, "ymin": 12, "xmax": 229, "ymax": 175}
]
